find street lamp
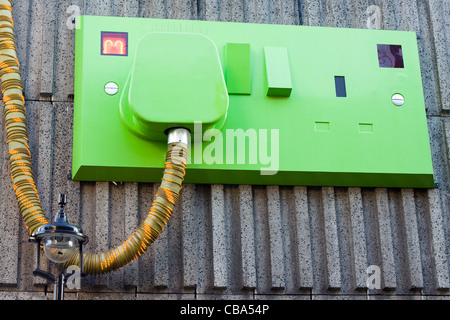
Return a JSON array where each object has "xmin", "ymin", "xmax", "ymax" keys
[{"xmin": 29, "ymin": 194, "xmax": 88, "ymax": 300}]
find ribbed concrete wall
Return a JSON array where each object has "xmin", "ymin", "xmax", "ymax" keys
[{"xmin": 0, "ymin": 0, "xmax": 449, "ymax": 300}]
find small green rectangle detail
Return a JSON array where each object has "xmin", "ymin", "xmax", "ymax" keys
[
  {"xmin": 315, "ymin": 121, "xmax": 330, "ymax": 132},
  {"xmin": 264, "ymin": 47, "xmax": 292, "ymax": 97},
  {"xmin": 225, "ymin": 43, "xmax": 251, "ymax": 95},
  {"xmin": 359, "ymin": 123, "xmax": 374, "ymax": 133}
]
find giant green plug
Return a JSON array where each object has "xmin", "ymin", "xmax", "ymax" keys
[{"xmin": 120, "ymin": 32, "xmax": 228, "ymax": 140}]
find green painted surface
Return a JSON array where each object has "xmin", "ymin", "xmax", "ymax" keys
[
  {"xmin": 73, "ymin": 15, "xmax": 434, "ymax": 188},
  {"xmin": 225, "ymin": 42, "xmax": 251, "ymax": 95}
]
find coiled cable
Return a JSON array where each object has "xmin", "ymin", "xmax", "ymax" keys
[
  {"xmin": 62, "ymin": 141, "xmax": 188, "ymax": 274},
  {"xmin": 0, "ymin": 0, "xmax": 48, "ymax": 236},
  {"xmin": 1, "ymin": 0, "xmax": 189, "ymax": 274}
]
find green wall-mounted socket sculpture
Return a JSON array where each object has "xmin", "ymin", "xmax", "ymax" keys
[{"xmin": 73, "ymin": 15, "xmax": 434, "ymax": 188}]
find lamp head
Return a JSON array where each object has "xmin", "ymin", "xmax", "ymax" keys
[{"xmin": 29, "ymin": 194, "xmax": 88, "ymax": 263}]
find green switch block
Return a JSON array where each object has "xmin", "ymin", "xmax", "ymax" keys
[
  {"xmin": 225, "ymin": 43, "xmax": 251, "ymax": 95},
  {"xmin": 264, "ymin": 47, "xmax": 292, "ymax": 97}
]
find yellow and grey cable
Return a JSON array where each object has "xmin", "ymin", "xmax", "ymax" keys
[
  {"xmin": 63, "ymin": 137, "xmax": 188, "ymax": 274},
  {"xmin": 0, "ymin": 0, "xmax": 189, "ymax": 274}
]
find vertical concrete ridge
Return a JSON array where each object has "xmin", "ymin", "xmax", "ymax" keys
[
  {"xmin": 348, "ymin": 187, "xmax": 369, "ymax": 290},
  {"xmin": 374, "ymin": 188, "xmax": 397, "ymax": 290},
  {"xmin": 238, "ymin": 184, "xmax": 257, "ymax": 290},
  {"xmin": 321, "ymin": 187, "xmax": 342, "ymax": 290},
  {"xmin": 211, "ymin": 184, "xmax": 227, "ymax": 289},
  {"xmin": 293, "ymin": 186, "xmax": 314, "ymax": 290},
  {"xmin": 400, "ymin": 189, "xmax": 424, "ymax": 290},
  {"xmin": 181, "ymin": 183, "xmax": 198, "ymax": 289}
]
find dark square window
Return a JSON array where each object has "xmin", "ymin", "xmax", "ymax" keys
[{"xmin": 377, "ymin": 44, "xmax": 404, "ymax": 68}]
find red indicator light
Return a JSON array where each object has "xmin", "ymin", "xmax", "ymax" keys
[{"xmin": 101, "ymin": 32, "xmax": 128, "ymax": 56}]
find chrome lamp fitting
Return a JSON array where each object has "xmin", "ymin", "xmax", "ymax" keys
[{"xmin": 29, "ymin": 194, "xmax": 88, "ymax": 300}]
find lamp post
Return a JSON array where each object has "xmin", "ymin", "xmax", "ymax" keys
[{"xmin": 29, "ymin": 194, "xmax": 88, "ymax": 300}]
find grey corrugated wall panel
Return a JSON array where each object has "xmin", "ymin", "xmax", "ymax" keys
[{"xmin": 0, "ymin": 0, "xmax": 450, "ymax": 300}]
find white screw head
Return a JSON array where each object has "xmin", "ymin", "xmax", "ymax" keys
[
  {"xmin": 392, "ymin": 93, "xmax": 405, "ymax": 106},
  {"xmin": 105, "ymin": 82, "xmax": 119, "ymax": 95}
]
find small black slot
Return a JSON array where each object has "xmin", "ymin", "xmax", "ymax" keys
[{"xmin": 335, "ymin": 76, "xmax": 347, "ymax": 98}]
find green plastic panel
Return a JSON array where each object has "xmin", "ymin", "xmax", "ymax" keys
[
  {"xmin": 73, "ymin": 15, "xmax": 435, "ymax": 188},
  {"xmin": 120, "ymin": 32, "xmax": 228, "ymax": 140},
  {"xmin": 264, "ymin": 47, "xmax": 292, "ymax": 97}
]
